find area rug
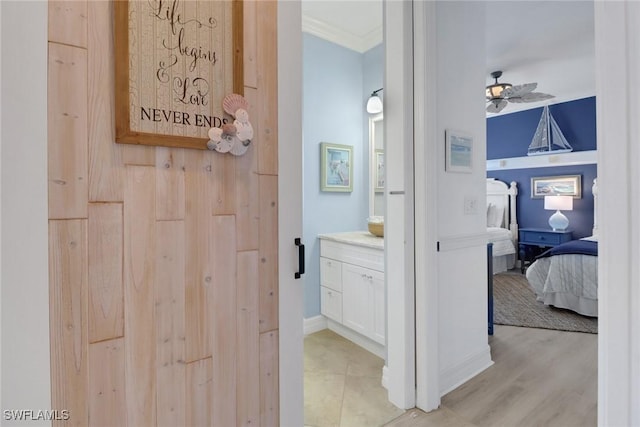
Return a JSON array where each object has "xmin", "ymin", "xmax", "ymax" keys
[{"xmin": 492, "ymin": 272, "xmax": 598, "ymax": 334}]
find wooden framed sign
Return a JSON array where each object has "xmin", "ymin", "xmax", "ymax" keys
[{"xmin": 114, "ymin": 0, "xmax": 243, "ymax": 149}]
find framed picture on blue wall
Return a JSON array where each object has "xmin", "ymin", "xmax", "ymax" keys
[
  {"xmin": 445, "ymin": 130, "xmax": 473, "ymax": 173},
  {"xmin": 531, "ymin": 174, "xmax": 582, "ymax": 198},
  {"xmin": 320, "ymin": 142, "xmax": 353, "ymax": 192}
]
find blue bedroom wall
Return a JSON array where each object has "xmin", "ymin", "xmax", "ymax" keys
[
  {"xmin": 487, "ymin": 97, "xmax": 597, "ymax": 239},
  {"xmin": 303, "ymin": 34, "xmax": 378, "ymax": 317}
]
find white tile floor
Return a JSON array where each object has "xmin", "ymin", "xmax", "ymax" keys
[{"xmin": 304, "ymin": 329, "xmax": 405, "ymax": 427}]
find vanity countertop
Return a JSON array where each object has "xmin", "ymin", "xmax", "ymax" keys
[{"xmin": 318, "ymin": 231, "xmax": 384, "ymax": 250}]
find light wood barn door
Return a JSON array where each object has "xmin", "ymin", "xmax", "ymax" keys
[{"xmin": 47, "ymin": 1, "xmax": 280, "ymax": 425}]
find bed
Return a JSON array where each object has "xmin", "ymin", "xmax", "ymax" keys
[
  {"xmin": 525, "ymin": 179, "xmax": 598, "ymax": 317},
  {"xmin": 486, "ymin": 178, "xmax": 518, "ymax": 274}
]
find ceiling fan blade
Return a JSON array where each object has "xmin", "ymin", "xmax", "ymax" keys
[
  {"xmin": 508, "ymin": 92, "xmax": 555, "ymax": 103},
  {"xmin": 502, "ymin": 82, "xmax": 537, "ymax": 98},
  {"xmin": 486, "ymin": 99, "xmax": 508, "ymax": 113}
]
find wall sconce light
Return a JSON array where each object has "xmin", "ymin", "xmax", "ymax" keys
[
  {"xmin": 366, "ymin": 88, "xmax": 383, "ymax": 114},
  {"xmin": 544, "ymin": 195, "xmax": 573, "ymax": 231}
]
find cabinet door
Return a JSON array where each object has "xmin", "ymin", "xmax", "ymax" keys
[
  {"xmin": 320, "ymin": 286, "xmax": 342, "ymax": 322},
  {"xmin": 371, "ymin": 270, "xmax": 385, "ymax": 345},
  {"xmin": 342, "ymin": 263, "xmax": 372, "ymax": 337}
]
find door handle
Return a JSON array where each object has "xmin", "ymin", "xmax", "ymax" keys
[{"xmin": 294, "ymin": 238, "xmax": 305, "ymax": 279}]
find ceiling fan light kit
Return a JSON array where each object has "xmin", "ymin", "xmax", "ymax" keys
[
  {"xmin": 485, "ymin": 70, "xmax": 555, "ymax": 114},
  {"xmin": 486, "ymin": 71, "xmax": 512, "ymax": 99}
]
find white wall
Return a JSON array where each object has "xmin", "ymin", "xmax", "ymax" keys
[
  {"xmin": 434, "ymin": 1, "xmax": 492, "ymax": 394},
  {"xmin": 1, "ymin": 1, "xmax": 51, "ymax": 425}
]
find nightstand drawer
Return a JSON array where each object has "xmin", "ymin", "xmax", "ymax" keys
[{"xmin": 520, "ymin": 230, "xmax": 568, "ymax": 245}]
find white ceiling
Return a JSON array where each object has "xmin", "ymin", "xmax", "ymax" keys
[{"xmin": 301, "ymin": 1, "xmax": 595, "ymax": 116}]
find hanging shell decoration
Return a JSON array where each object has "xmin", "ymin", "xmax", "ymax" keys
[{"xmin": 207, "ymin": 93, "xmax": 254, "ymax": 156}]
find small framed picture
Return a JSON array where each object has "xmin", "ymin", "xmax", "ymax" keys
[
  {"xmin": 531, "ymin": 174, "xmax": 582, "ymax": 199},
  {"xmin": 320, "ymin": 142, "xmax": 353, "ymax": 192},
  {"xmin": 445, "ymin": 130, "xmax": 473, "ymax": 173},
  {"xmin": 375, "ymin": 149, "xmax": 385, "ymax": 192}
]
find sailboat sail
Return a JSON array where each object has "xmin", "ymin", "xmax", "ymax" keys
[{"xmin": 527, "ymin": 105, "xmax": 573, "ymax": 156}]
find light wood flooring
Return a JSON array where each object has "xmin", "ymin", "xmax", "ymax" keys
[{"xmin": 386, "ymin": 324, "xmax": 597, "ymax": 427}]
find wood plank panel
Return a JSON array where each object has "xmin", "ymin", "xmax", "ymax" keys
[
  {"xmin": 122, "ymin": 144, "xmax": 157, "ymax": 166},
  {"xmin": 48, "ymin": 0, "xmax": 87, "ymax": 48},
  {"xmin": 259, "ymin": 175, "xmax": 278, "ymax": 332},
  {"xmin": 243, "ymin": 0, "xmax": 258, "ymax": 89},
  {"xmin": 211, "ymin": 152, "xmax": 237, "ymax": 215},
  {"xmin": 48, "ymin": 43, "xmax": 88, "ymax": 219},
  {"xmin": 88, "ymin": 203, "xmax": 123, "ymax": 343},
  {"xmin": 156, "ymin": 148, "xmax": 186, "ymax": 220},
  {"xmin": 259, "ymin": 330, "xmax": 279, "ymax": 427},
  {"xmin": 211, "ymin": 215, "xmax": 237, "ymax": 427},
  {"xmin": 186, "ymin": 358, "xmax": 213, "ymax": 427},
  {"xmin": 184, "ymin": 150, "xmax": 213, "ymax": 362},
  {"xmin": 156, "ymin": 220, "xmax": 186, "ymax": 427},
  {"xmin": 236, "ymin": 251, "xmax": 260, "ymax": 426},
  {"xmin": 124, "ymin": 166, "xmax": 157, "ymax": 426},
  {"xmin": 256, "ymin": 0, "xmax": 278, "ymax": 175},
  {"xmin": 235, "ymin": 88, "xmax": 260, "ymax": 251},
  {"xmin": 49, "ymin": 219, "xmax": 88, "ymax": 427},
  {"xmin": 88, "ymin": 338, "xmax": 126, "ymax": 426},
  {"xmin": 88, "ymin": 0, "xmax": 123, "ymax": 202}
]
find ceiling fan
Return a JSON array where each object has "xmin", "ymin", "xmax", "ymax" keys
[{"xmin": 485, "ymin": 71, "xmax": 555, "ymax": 114}]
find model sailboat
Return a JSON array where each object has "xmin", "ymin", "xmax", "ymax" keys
[{"xmin": 527, "ymin": 105, "xmax": 573, "ymax": 156}]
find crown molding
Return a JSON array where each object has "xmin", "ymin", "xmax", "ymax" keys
[{"xmin": 302, "ymin": 14, "xmax": 382, "ymax": 53}]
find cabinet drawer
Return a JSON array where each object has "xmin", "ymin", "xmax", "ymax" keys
[
  {"xmin": 520, "ymin": 230, "xmax": 565, "ymax": 245},
  {"xmin": 320, "ymin": 286, "xmax": 342, "ymax": 322},
  {"xmin": 320, "ymin": 257, "xmax": 342, "ymax": 292}
]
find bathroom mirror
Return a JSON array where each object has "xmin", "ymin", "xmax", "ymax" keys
[{"xmin": 369, "ymin": 113, "xmax": 384, "ymax": 217}]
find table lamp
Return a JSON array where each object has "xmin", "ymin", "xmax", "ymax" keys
[{"xmin": 544, "ymin": 195, "xmax": 573, "ymax": 231}]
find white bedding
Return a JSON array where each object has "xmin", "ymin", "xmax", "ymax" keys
[
  {"xmin": 487, "ymin": 227, "xmax": 516, "ymax": 273},
  {"xmin": 525, "ymin": 237, "xmax": 598, "ymax": 317},
  {"xmin": 487, "ymin": 227, "xmax": 515, "ymax": 256}
]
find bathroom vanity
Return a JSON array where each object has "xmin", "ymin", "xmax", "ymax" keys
[{"xmin": 318, "ymin": 231, "xmax": 385, "ymax": 358}]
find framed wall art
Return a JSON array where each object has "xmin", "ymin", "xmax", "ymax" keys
[
  {"xmin": 114, "ymin": 0, "xmax": 243, "ymax": 150},
  {"xmin": 321, "ymin": 143, "xmax": 353, "ymax": 192},
  {"xmin": 531, "ymin": 174, "xmax": 582, "ymax": 198},
  {"xmin": 445, "ymin": 130, "xmax": 473, "ymax": 173}
]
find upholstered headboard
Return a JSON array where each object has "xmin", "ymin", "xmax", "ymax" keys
[{"xmin": 486, "ymin": 178, "xmax": 518, "ymax": 245}]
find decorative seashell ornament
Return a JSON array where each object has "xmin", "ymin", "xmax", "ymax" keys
[
  {"xmin": 222, "ymin": 93, "xmax": 249, "ymax": 116},
  {"xmin": 207, "ymin": 93, "xmax": 253, "ymax": 156}
]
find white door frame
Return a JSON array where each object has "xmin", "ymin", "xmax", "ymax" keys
[
  {"xmin": 412, "ymin": 0, "xmax": 441, "ymax": 412},
  {"xmin": 594, "ymin": 2, "xmax": 640, "ymax": 426},
  {"xmin": 278, "ymin": 1, "xmax": 304, "ymax": 426},
  {"xmin": 384, "ymin": 0, "xmax": 417, "ymax": 409}
]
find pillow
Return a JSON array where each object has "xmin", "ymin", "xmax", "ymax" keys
[{"xmin": 487, "ymin": 203, "xmax": 504, "ymax": 228}]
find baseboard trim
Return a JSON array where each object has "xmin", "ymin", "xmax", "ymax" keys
[
  {"xmin": 303, "ymin": 315, "xmax": 327, "ymax": 336},
  {"xmin": 439, "ymin": 345, "xmax": 493, "ymax": 396},
  {"xmin": 382, "ymin": 365, "xmax": 390, "ymax": 390},
  {"xmin": 327, "ymin": 319, "xmax": 386, "ymax": 359}
]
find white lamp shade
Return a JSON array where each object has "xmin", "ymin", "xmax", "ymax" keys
[
  {"xmin": 544, "ymin": 195, "xmax": 573, "ymax": 211},
  {"xmin": 366, "ymin": 95, "xmax": 383, "ymax": 114}
]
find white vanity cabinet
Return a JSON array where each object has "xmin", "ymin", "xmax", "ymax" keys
[
  {"xmin": 319, "ymin": 232, "xmax": 385, "ymax": 351},
  {"xmin": 341, "ymin": 263, "xmax": 385, "ymax": 344}
]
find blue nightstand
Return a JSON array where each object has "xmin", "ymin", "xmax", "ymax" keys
[{"xmin": 518, "ymin": 228, "xmax": 573, "ymax": 273}]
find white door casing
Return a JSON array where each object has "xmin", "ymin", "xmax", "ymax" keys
[
  {"xmin": 384, "ymin": 0, "xmax": 416, "ymax": 409},
  {"xmin": 594, "ymin": 2, "xmax": 640, "ymax": 425}
]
